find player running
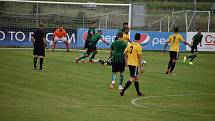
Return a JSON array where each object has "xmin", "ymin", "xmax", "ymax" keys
[
  {"xmin": 163, "ymin": 27, "xmax": 190, "ymax": 74},
  {"xmin": 120, "ymin": 33, "xmax": 144, "ymax": 96},
  {"xmin": 51, "ymin": 27, "xmax": 70, "ymax": 52},
  {"xmin": 183, "ymin": 28, "xmax": 203, "ymax": 65},
  {"xmin": 75, "ymin": 30, "xmax": 109, "ymax": 63},
  {"xmin": 31, "ymin": 23, "xmax": 46, "ymax": 70},
  {"xmin": 84, "ymin": 21, "xmax": 97, "ymax": 49},
  {"xmin": 109, "ymin": 32, "xmax": 127, "ymax": 90}
]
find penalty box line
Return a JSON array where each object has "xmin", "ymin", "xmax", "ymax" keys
[{"xmin": 131, "ymin": 93, "xmax": 215, "ymax": 117}]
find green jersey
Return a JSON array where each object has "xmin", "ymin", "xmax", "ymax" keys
[
  {"xmin": 111, "ymin": 39, "xmax": 127, "ymax": 63},
  {"xmin": 192, "ymin": 34, "xmax": 203, "ymax": 47},
  {"xmin": 118, "ymin": 27, "xmax": 125, "ymax": 33},
  {"xmin": 90, "ymin": 33, "xmax": 103, "ymax": 47},
  {"xmin": 86, "ymin": 27, "xmax": 96, "ymax": 41}
]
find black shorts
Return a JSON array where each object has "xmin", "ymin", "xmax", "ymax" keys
[
  {"xmin": 33, "ymin": 45, "xmax": 45, "ymax": 56},
  {"xmin": 128, "ymin": 65, "xmax": 138, "ymax": 77},
  {"xmin": 86, "ymin": 45, "xmax": 97, "ymax": 55},
  {"xmin": 191, "ymin": 46, "xmax": 197, "ymax": 53},
  {"xmin": 112, "ymin": 63, "xmax": 125, "ymax": 72},
  {"xmin": 169, "ymin": 51, "xmax": 179, "ymax": 60}
]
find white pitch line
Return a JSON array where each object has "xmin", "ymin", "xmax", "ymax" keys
[
  {"xmin": 0, "ymin": 104, "xmax": 129, "ymax": 108},
  {"xmin": 131, "ymin": 94, "xmax": 215, "ymax": 117}
]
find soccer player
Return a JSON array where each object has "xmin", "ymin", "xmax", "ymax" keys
[
  {"xmin": 31, "ymin": 23, "xmax": 46, "ymax": 70},
  {"xmin": 183, "ymin": 28, "xmax": 203, "ymax": 65},
  {"xmin": 52, "ymin": 27, "xmax": 70, "ymax": 52},
  {"xmin": 122, "ymin": 27, "xmax": 130, "ymax": 43},
  {"xmin": 75, "ymin": 30, "xmax": 109, "ymax": 63},
  {"xmin": 118, "ymin": 22, "xmax": 129, "ymax": 33},
  {"xmin": 84, "ymin": 21, "xmax": 96, "ymax": 49},
  {"xmin": 120, "ymin": 33, "xmax": 144, "ymax": 96},
  {"xmin": 115, "ymin": 22, "xmax": 129, "ymax": 41},
  {"xmin": 163, "ymin": 27, "xmax": 190, "ymax": 74},
  {"xmin": 109, "ymin": 32, "xmax": 127, "ymax": 90}
]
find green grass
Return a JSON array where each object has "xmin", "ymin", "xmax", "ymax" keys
[{"xmin": 0, "ymin": 48, "xmax": 215, "ymax": 121}]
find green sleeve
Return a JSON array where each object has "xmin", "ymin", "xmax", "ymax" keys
[{"xmin": 110, "ymin": 43, "xmax": 114, "ymax": 50}]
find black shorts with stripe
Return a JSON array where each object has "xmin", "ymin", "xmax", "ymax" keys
[
  {"xmin": 112, "ymin": 63, "xmax": 125, "ymax": 73},
  {"xmin": 169, "ymin": 51, "xmax": 179, "ymax": 60},
  {"xmin": 128, "ymin": 65, "xmax": 138, "ymax": 77}
]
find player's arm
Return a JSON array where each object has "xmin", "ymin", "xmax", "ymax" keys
[
  {"xmin": 42, "ymin": 33, "xmax": 47, "ymax": 47},
  {"xmin": 109, "ymin": 43, "xmax": 113, "ymax": 57},
  {"xmin": 100, "ymin": 38, "xmax": 109, "ymax": 45},
  {"xmin": 31, "ymin": 33, "xmax": 35, "ymax": 45},
  {"xmin": 124, "ymin": 48, "xmax": 128, "ymax": 66},
  {"xmin": 181, "ymin": 36, "xmax": 191, "ymax": 47},
  {"xmin": 53, "ymin": 31, "xmax": 56, "ymax": 40},
  {"xmin": 163, "ymin": 37, "xmax": 171, "ymax": 51},
  {"xmin": 137, "ymin": 46, "xmax": 144, "ymax": 73}
]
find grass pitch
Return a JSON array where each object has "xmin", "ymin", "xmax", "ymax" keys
[{"xmin": 0, "ymin": 48, "xmax": 215, "ymax": 121}]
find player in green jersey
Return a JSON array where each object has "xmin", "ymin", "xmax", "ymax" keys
[
  {"xmin": 183, "ymin": 28, "xmax": 203, "ymax": 65},
  {"xmin": 84, "ymin": 21, "xmax": 96, "ymax": 49},
  {"xmin": 76, "ymin": 30, "xmax": 109, "ymax": 63},
  {"xmin": 109, "ymin": 32, "xmax": 127, "ymax": 90}
]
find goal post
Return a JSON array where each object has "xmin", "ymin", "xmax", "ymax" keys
[{"xmin": 0, "ymin": 0, "xmax": 132, "ymax": 48}]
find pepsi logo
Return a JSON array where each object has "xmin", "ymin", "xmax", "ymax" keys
[{"xmin": 137, "ymin": 33, "xmax": 151, "ymax": 48}]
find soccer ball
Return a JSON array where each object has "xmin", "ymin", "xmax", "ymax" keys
[{"xmin": 141, "ymin": 60, "xmax": 147, "ymax": 65}]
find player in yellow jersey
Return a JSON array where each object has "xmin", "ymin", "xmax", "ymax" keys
[
  {"xmin": 120, "ymin": 33, "xmax": 144, "ymax": 96},
  {"xmin": 122, "ymin": 27, "xmax": 130, "ymax": 43},
  {"xmin": 163, "ymin": 27, "xmax": 190, "ymax": 74}
]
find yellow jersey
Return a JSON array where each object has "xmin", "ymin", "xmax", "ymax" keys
[
  {"xmin": 124, "ymin": 42, "xmax": 142, "ymax": 67},
  {"xmin": 167, "ymin": 33, "xmax": 185, "ymax": 52},
  {"xmin": 122, "ymin": 33, "xmax": 130, "ymax": 42}
]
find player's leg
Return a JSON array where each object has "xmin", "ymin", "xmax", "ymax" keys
[
  {"xmin": 166, "ymin": 51, "xmax": 173, "ymax": 74},
  {"xmin": 33, "ymin": 45, "xmax": 39, "ymax": 70},
  {"xmin": 38, "ymin": 47, "xmax": 45, "ymax": 70},
  {"xmin": 76, "ymin": 49, "xmax": 91, "ymax": 63},
  {"xmin": 89, "ymin": 49, "xmax": 97, "ymax": 62},
  {"xmin": 170, "ymin": 59, "xmax": 176, "ymax": 73},
  {"xmin": 120, "ymin": 65, "xmax": 134, "ymax": 96},
  {"xmin": 170, "ymin": 52, "xmax": 178, "ymax": 73},
  {"xmin": 118, "ymin": 71, "xmax": 124, "ymax": 90},
  {"xmin": 118, "ymin": 62, "xmax": 125, "ymax": 90},
  {"xmin": 109, "ymin": 71, "xmax": 116, "ymax": 89},
  {"xmin": 62, "ymin": 37, "xmax": 69, "ymax": 52},
  {"xmin": 132, "ymin": 67, "xmax": 142, "ymax": 96},
  {"xmin": 52, "ymin": 37, "xmax": 58, "ymax": 51},
  {"xmin": 33, "ymin": 55, "xmax": 38, "ymax": 70},
  {"xmin": 189, "ymin": 47, "xmax": 197, "ymax": 65},
  {"xmin": 185, "ymin": 46, "xmax": 194, "ymax": 63}
]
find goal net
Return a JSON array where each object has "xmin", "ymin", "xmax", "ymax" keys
[{"xmin": 0, "ymin": 0, "xmax": 131, "ymax": 48}]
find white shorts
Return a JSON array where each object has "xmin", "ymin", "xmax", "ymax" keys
[{"xmin": 54, "ymin": 37, "xmax": 67, "ymax": 42}]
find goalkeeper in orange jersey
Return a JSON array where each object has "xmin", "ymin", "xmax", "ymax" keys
[{"xmin": 51, "ymin": 27, "xmax": 70, "ymax": 52}]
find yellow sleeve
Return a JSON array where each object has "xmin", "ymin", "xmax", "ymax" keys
[
  {"xmin": 179, "ymin": 35, "xmax": 185, "ymax": 42},
  {"xmin": 137, "ymin": 45, "xmax": 142, "ymax": 55},
  {"xmin": 167, "ymin": 35, "xmax": 172, "ymax": 43}
]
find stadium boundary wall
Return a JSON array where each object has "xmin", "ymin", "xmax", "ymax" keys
[{"xmin": 0, "ymin": 28, "xmax": 214, "ymax": 51}]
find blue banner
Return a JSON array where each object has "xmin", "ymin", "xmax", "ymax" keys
[
  {"xmin": 0, "ymin": 27, "xmax": 186, "ymax": 51},
  {"xmin": 76, "ymin": 28, "xmax": 186, "ymax": 51},
  {"xmin": 76, "ymin": 28, "xmax": 117, "ymax": 49},
  {"xmin": 130, "ymin": 30, "xmax": 186, "ymax": 51},
  {"xmin": 0, "ymin": 28, "xmax": 77, "ymax": 48}
]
